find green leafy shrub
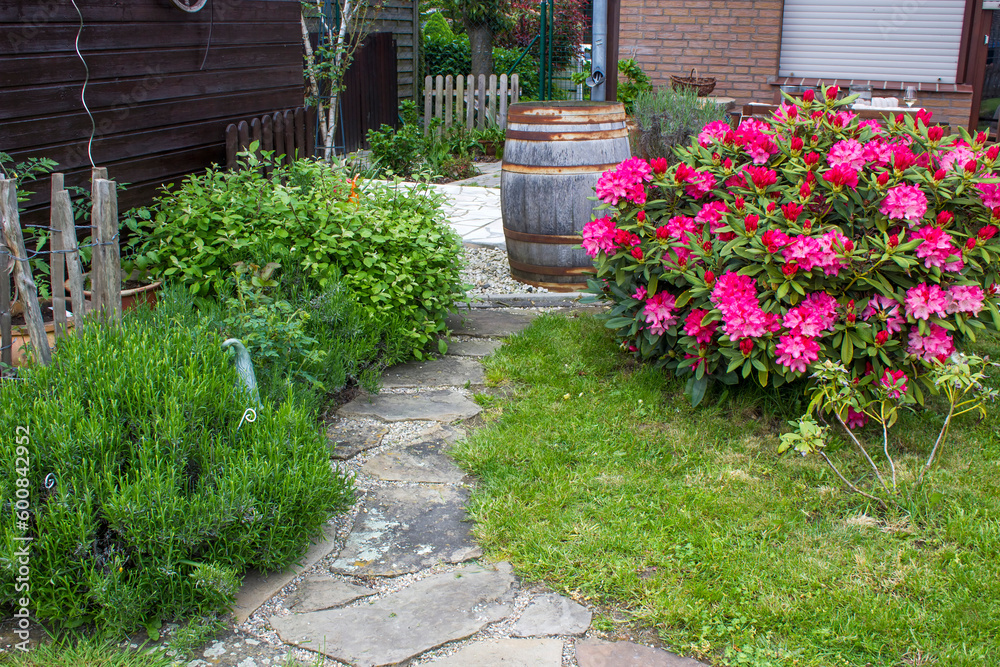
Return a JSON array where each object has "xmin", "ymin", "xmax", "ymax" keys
[
  {"xmin": 0, "ymin": 303, "xmax": 353, "ymax": 632},
  {"xmin": 422, "ymin": 11, "xmax": 454, "ymax": 40},
  {"xmin": 132, "ymin": 155, "xmax": 464, "ymax": 360},
  {"xmin": 632, "ymin": 86, "xmax": 731, "ymax": 162},
  {"xmin": 584, "ymin": 88, "xmax": 1000, "ymax": 407},
  {"xmin": 367, "ymin": 121, "xmax": 424, "ymax": 176},
  {"xmin": 423, "ymin": 34, "xmax": 540, "ymax": 100},
  {"xmin": 616, "ymin": 59, "xmax": 652, "ymax": 115}
]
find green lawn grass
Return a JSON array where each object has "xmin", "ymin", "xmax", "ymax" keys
[{"xmin": 452, "ymin": 311, "xmax": 1000, "ymax": 667}]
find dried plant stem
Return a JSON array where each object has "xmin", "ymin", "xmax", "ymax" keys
[
  {"xmin": 917, "ymin": 401, "xmax": 954, "ymax": 487},
  {"xmin": 818, "ymin": 451, "xmax": 889, "ymax": 510},
  {"xmin": 835, "ymin": 413, "xmax": 890, "ymax": 493}
]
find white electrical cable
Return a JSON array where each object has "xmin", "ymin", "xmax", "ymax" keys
[{"xmin": 68, "ymin": 0, "xmax": 96, "ymax": 168}]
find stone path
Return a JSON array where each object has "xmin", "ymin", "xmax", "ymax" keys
[{"xmin": 182, "ymin": 307, "xmax": 708, "ymax": 667}]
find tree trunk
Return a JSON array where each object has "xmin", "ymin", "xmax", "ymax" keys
[{"xmin": 467, "ymin": 22, "xmax": 493, "ymax": 78}]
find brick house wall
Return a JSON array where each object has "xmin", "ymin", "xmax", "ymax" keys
[{"xmin": 618, "ymin": 0, "xmax": 975, "ymax": 131}]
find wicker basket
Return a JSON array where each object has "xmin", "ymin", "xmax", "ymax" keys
[{"xmin": 670, "ymin": 69, "xmax": 716, "ymax": 97}]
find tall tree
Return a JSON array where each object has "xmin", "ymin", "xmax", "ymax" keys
[{"xmin": 440, "ymin": 0, "xmax": 512, "ymax": 77}]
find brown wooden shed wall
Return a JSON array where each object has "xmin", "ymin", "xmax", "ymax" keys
[
  {"xmin": 370, "ymin": 0, "xmax": 418, "ymax": 103},
  {"xmin": 1, "ymin": 0, "xmax": 305, "ymax": 220}
]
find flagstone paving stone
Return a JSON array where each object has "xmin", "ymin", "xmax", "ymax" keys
[
  {"xmin": 287, "ymin": 577, "xmax": 375, "ymax": 613},
  {"xmin": 574, "ymin": 638, "xmax": 709, "ymax": 667},
  {"xmin": 445, "ymin": 309, "xmax": 539, "ymax": 338},
  {"xmin": 330, "ymin": 485, "xmax": 480, "ymax": 576},
  {"xmin": 424, "ymin": 638, "xmax": 564, "ymax": 665},
  {"xmin": 325, "ymin": 421, "xmax": 388, "ymax": 460},
  {"xmin": 361, "ymin": 433, "xmax": 468, "ymax": 484},
  {"xmin": 337, "ymin": 389, "xmax": 481, "ymax": 423},
  {"xmin": 382, "ymin": 356, "xmax": 484, "ymax": 388},
  {"xmin": 512, "ymin": 593, "xmax": 592, "ymax": 637},
  {"xmin": 270, "ymin": 563, "xmax": 516, "ymax": 667},
  {"xmin": 444, "ymin": 339, "xmax": 503, "ymax": 357}
]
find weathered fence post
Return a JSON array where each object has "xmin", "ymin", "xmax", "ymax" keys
[
  {"xmin": 0, "ymin": 178, "xmax": 50, "ymax": 366},
  {"xmin": 49, "ymin": 174, "xmax": 67, "ymax": 338},
  {"xmin": 91, "ymin": 178, "xmax": 122, "ymax": 321},
  {"xmin": 0, "ymin": 239, "xmax": 11, "ymax": 367},
  {"xmin": 52, "ymin": 182, "xmax": 85, "ymax": 320}
]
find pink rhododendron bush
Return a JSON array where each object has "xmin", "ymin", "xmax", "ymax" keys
[{"xmin": 584, "ymin": 86, "xmax": 1000, "ymax": 406}]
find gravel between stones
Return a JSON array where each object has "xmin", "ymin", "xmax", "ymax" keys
[{"xmin": 462, "ymin": 246, "xmax": 549, "ymax": 296}]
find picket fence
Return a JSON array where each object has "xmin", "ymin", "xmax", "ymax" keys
[
  {"xmin": 423, "ymin": 74, "xmax": 521, "ymax": 133},
  {"xmin": 0, "ymin": 168, "xmax": 121, "ymax": 368}
]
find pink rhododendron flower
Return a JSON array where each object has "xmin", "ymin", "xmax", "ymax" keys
[
  {"xmin": 782, "ymin": 292, "xmax": 838, "ymax": 337},
  {"xmin": 710, "ymin": 272, "xmax": 777, "ymax": 340},
  {"xmin": 696, "ymin": 200, "xmax": 729, "ymax": 235},
  {"xmin": 845, "ymin": 407, "xmax": 868, "ymax": 429},
  {"xmin": 827, "ymin": 139, "xmax": 866, "ymax": 170},
  {"xmin": 907, "ymin": 323, "xmax": 955, "ymax": 361},
  {"xmin": 698, "ymin": 121, "xmax": 731, "ymax": 147},
  {"xmin": 664, "ymin": 215, "xmax": 699, "ymax": 241},
  {"xmin": 830, "ymin": 110, "xmax": 857, "ymax": 127},
  {"xmin": 976, "ymin": 182, "xmax": 1000, "ymax": 209},
  {"xmin": 644, "ymin": 291, "xmax": 678, "ymax": 335},
  {"xmin": 684, "ymin": 170, "xmax": 717, "ymax": 199},
  {"xmin": 880, "ymin": 185, "xmax": 927, "ymax": 223},
  {"xmin": 582, "ymin": 216, "xmax": 617, "ymax": 257},
  {"xmin": 880, "ymin": 369, "xmax": 908, "ymax": 399},
  {"xmin": 938, "ymin": 142, "xmax": 978, "ymax": 172},
  {"xmin": 775, "ymin": 333, "xmax": 821, "ymax": 373},
  {"xmin": 596, "ymin": 157, "xmax": 653, "ymax": 205},
  {"xmin": 858, "ymin": 119, "xmax": 885, "ymax": 135},
  {"xmin": 946, "ymin": 284, "xmax": 985, "ymax": 315},
  {"xmin": 905, "ymin": 283, "xmax": 949, "ymax": 320},
  {"xmin": 862, "ymin": 294, "xmax": 906, "ymax": 333},
  {"xmin": 684, "ymin": 308, "xmax": 718, "ymax": 344},
  {"xmin": 633, "ymin": 285, "xmax": 647, "ymax": 301},
  {"xmin": 913, "ymin": 225, "xmax": 963, "ymax": 271},
  {"xmin": 782, "ymin": 234, "xmax": 822, "ymax": 270},
  {"xmin": 761, "ymin": 229, "xmax": 790, "ymax": 253}
]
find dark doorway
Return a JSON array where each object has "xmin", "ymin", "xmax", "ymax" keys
[{"xmin": 339, "ymin": 32, "xmax": 399, "ymax": 153}]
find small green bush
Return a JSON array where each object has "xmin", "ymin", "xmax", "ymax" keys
[
  {"xmin": 616, "ymin": 59, "xmax": 653, "ymax": 115},
  {"xmin": 422, "ymin": 11, "xmax": 454, "ymax": 41},
  {"xmin": 0, "ymin": 305, "xmax": 353, "ymax": 632},
  {"xmin": 423, "ymin": 34, "xmax": 540, "ymax": 100},
  {"xmin": 131, "ymin": 155, "xmax": 464, "ymax": 360}
]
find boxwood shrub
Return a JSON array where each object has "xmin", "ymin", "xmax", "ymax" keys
[{"xmin": 0, "ymin": 307, "xmax": 353, "ymax": 632}]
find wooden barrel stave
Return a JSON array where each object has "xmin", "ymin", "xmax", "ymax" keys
[{"xmin": 500, "ymin": 101, "xmax": 631, "ymax": 291}]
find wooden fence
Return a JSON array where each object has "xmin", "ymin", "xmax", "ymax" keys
[
  {"xmin": 225, "ymin": 107, "xmax": 317, "ymax": 170},
  {"xmin": 422, "ymin": 74, "xmax": 521, "ymax": 134},
  {"xmin": 0, "ymin": 168, "xmax": 121, "ymax": 368}
]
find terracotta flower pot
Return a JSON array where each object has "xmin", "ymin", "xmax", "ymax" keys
[
  {"xmin": 70, "ymin": 273, "xmax": 163, "ymax": 312},
  {"xmin": 10, "ymin": 316, "xmax": 74, "ymax": 367}
]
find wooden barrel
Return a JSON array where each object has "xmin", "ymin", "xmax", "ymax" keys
[{"xmin": 501, "ymin": 101, "xmax": 631, "ymax": 291}]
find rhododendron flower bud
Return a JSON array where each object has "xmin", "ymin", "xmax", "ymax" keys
[
  {"xmin": 825, "ymin": 85, "xmax": 839, "ymax": 100},
  {"xmin": 631, "ymin": 247, "xmax": 644, "ymax": 260},
  {"xmin": 979, "ymin": 224, "xmax": 998, "ymax": 241},
  {"xmin": 704, "ymin": 270, "xmax": 716, "ymax": 285},
  {"xmin": 989, "ymin": 283, "xmax": 1000, "ymax": 297},
  {"xmin": 811, "ymin": 134, "xmax": 819, "ymax": 144},
  {"xmin": 804, "ymin": 152, "xmax": 821, "ymax": 167},
  {"xmin": 936, "ymin": 210, "xmax": 953, "ymax": 226},
  {"xmin": 766, "ymin": 201, "xmax": 777, "ymax": 213},
  {"xmin": 799, "ymin": 182, "xmax": 812, "ymax": 199},
  {"xmin": 803, "ymin": 219, "xmax": 812, "ymax": 231},
  {"xmin": 637, "ymin": 210, "xmax": 647, "ymax": 222},
  {"xmin": 965, "ymin": 237, "xmax": 977, "ymax": 251},
  {"xmin": 988, "ymin": 145, "xmax": 1000, "ymax": 161},
  {"xmin": 927, "ymin": 126, "xmax": 944, "ymax": 142},
  {"xmin": 723, "ymin": 130, "xmax": 736, "ymax": 145},
  {"xmin": 805, "ymin": 171, "xmax": 816, "ymax": 184},
  {"xmin": 744, "ymin": 214, "xmax": 759, "ymax": 234},
  {"xmin": 734, "ymin": 196, "xmax": 746, "ymax": 212},
  {"xmin": 847, "ymin": 312, "xmax": 856, "ymax": 325},
  {"xmin": 790, "ymin": 136, "xmax": 804, "ymax": 152},
  {"xmin": 880, "ymin": 369, "xmax": 908, "ymax": 399},
  {"xmin": 965, "ymin": 159, "xmax": 978, "ymax": 174},
  {"xmin": 650, "ymin": 157, "xmax": 669, "ymax": 174},
  {"xmin": 976, "ymin": 131, "xmax": 988, "ymax": 146},
  {"xmin": 656, "ymin": 225, "xmax": 670, "ymax": 239},
  {"xmin": 877, "ymin": 171, "xmax": 891, "ymax": 186},
  {"xmin": 830, "ymin": 115, "xmax": 845, "ymax": 129},
  {"xmin": 782, "ymin": 262, "xmax": 798, "ymax": 277},
  {"xmin": 674, "ymin": 163, "xmax": 695, "ymax": 183},
  {"xmin": 993, "ymin": 207, "xmax": 1000, "ymax": 220},
  {"xmin": 895, "ymin": 113, "xmax": 906, "ymax": 124},
  {"xmin": 747, "ymin": 166, "xmax": 779, "ymax": 191},
  {"xmin": 888, "ymin": 233, "xmax": 899, "ymax": 248},
  {"xmin": 740, "ymin": 338, "xmax": 754, "ymax": 356},
  {"xmin": 844, "ymin": 239, "xmax": 855, "ymax": 253},
  {"xmin": 915, "ymin": 109, "xmax": 933, "ymax": 126},
  {"xmin": 802, "ymin": 89, "xmax": 815, "ymax": 103},
  {"xmin": 875, "ymin": 330, "xmax": 889, "ymax": 346},
  {"xmin": 933, "ymin": 168, "xmax": 946, "ymax": 181},
  {"xmin": 723, "ymin": 157, "xmax": 733, "ymax": 171},
  {"xmin": 811, "ymin": 111, "xmax": 824, "ymax": 121},
  {"xmin": 702, "ymin": 240, "xmax": 713, "ymax": 253},
  {"xmin": 712, "ymin": 152, "xmax": 721, "ymax": 165},
  {"xmin": 782, "ymin": 202, "xmax": 803, "ymax": 222}
]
